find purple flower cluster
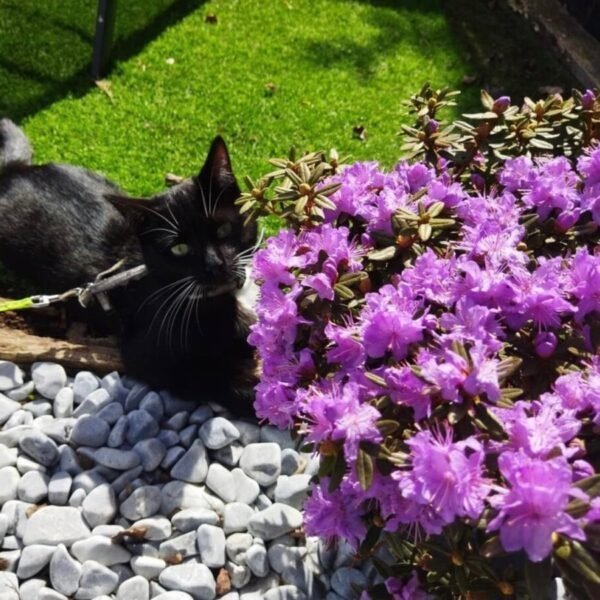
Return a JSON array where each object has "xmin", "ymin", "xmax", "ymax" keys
[{"xmin": 249, "ymin": 146, "xmax": 600, "ymax": 565}]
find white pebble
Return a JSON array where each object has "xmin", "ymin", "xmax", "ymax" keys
[
  {"xmin": 31, "ymin": 362, "xmax": 67, "ymax": 400},
  {"xmin": 199, "ymin": 417, "xmax": 240, "ymax": 449},
  {"xmin": 22, "ymin": 506, "xmax": 90, "ymax": 546},
  {"xmin": 239, "ymin": 443, "xmax": 281, "ymax": 487},
  {"xmin": 81, "ymin": 483, "xmax": 117, "ymax": 527},
  {"xmin": 50, "ymin": 543, "xmax": 83, "ymax": 596},
  {"xmin": 197, "ymin": 524, "xmax": 226, "ymax": 567},
  {"xmin": 71, "ymin": 535, "xmax": 131, "ymax": 565},
  {"xmin": 159, "ymin": 562, "xmax": 216, "ymax": 599},
  {"xmin": 170, "ymin": 440, "xmax": 208, "ymax": 483}
]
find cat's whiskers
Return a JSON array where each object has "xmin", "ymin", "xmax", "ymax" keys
[
  {"xmin": 146, "ymin": 277, "xmax": 195, "ymax": 341},
  {"xmin": 161, "ymin": 280, "xmax": 196, "ymax": 356},
  {"xmin": 209, "ymin": 185, "xmax": 228, "ymax": 216},
  {"xmin": 138, "ymin": 205, "xmax": 179, "ymax": 232},
  {"xmin": 181, "ymin": 281, "xmax": 201, "ymax": 349},
  {"xmin": 165, "ymin": 201, "xmax": 180, "ymax": 231},
  {"xmin": 199, "ymin": 185, "xmax": 210, "ymax": 218},
  {"xmin": 136, "ymin": 275, "xmax": 194, "ymax": 317}
]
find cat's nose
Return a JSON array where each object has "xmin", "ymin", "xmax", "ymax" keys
[{"xmin": 205, "ymin": 245, "xmax": 224, "ymax": 275}]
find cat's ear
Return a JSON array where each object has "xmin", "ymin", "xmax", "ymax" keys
[
  {"xmin": 197, "ymin": 136, "xmax": 240, "ymax": 208},
  {"xmin": 106, "ymin": 194, "xmax": 160, "ymax": 229}
]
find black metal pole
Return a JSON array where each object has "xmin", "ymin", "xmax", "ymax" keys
[{"xmin": 91, "ymin": 0, "xmax": 118, "ymax": 80}]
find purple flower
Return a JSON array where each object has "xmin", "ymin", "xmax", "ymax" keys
[
  {"xmin": 580, "ymin": 89, "xmax": 596, "ymax": 110},
  {"xmin": 393, "ymin": 429, "xmax": 490, "ymax": 531},
  {"xmin": 578, "ymin": 146, "xmax": 600, "ymax": 187},
  {"xmin": 324, "ymin": 320, "xmax": 365, "ymax": 369},
  {"xmin": 567, "ymin": 248, "xmax": 600, "ymax": 322},
  {"xmin": 332, "ymin": 401, "xmax": 382, "ymax": 461},
  {"xmin": 493, "ymin": 95, "xmax": 511, "ymax": 113},
  {"xmin": 499, "ymin": 156, "xmax": 536, "ymax": 192},
  {"xmin": 418, "ymin": 348, "xmax": 468, "ymax": 403},
  {"xmin": 304, "ymin": 479, "xmax": 367, "ymax": 548},
  {"xmin": 253, "ymin": 230, "xmax": 300, "ymax": 286},
  {"xmin": 488, "ymin": 452, "xmax": 586, "ymax": 562},
  {"xmin": 385, "ymin": 573, "xmax": 427, "ymax": 600},
  {"xmin": 463, "ymin": 344, "xmax": 501, "ymax": 402},
  {"xmin": 384, "ymin": 365, "xmax": 432, "ymax": 420},
  {"xmin": 534, "ymin": 331, "xmax": 558, "ymax": 358}
]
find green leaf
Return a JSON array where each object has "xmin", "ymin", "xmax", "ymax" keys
[
  {"xmin": 418, "ymin": 223, "xmax": 432, "ymax": 241},
  {"xmin": 328, "ymin": 451, "xmax": 346, "ymax": 492},
  {"xmin": 357, "ymin": 448, "xmax": 374, "ymax": 491},
  {"xmin": 367, "ymin": 247, "xmax": 398, "ymax": 262},
  {"xmin": 525, "ymin": 559, "xmax": 555, "ymax": 600},
  {"xmin": 377, "ymin": 420, "xmax": 400, "ymax": 436},
  {"xmin": 257, "ymin": 214, "xmax": 286, "ymax": 239},
  {"xmin": 463, "ymin": 111, "xmax": 499, "ymax": 120},
  {"xmin": 529, "ymin": 137, "xmax": 555, "ymax": 150}
]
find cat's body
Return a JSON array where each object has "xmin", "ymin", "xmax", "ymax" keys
[{"xmin": 0, "ymin": 119, "xmax": 258, "ymax": 416}]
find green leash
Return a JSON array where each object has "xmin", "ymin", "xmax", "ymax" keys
[{"xmin": 0, "ymin": 297, "xmax": 37, "ymax": 312}]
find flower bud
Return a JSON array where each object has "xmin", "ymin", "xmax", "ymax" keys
[
  {"xmin": 492, "ymin": 96, "xmax": 511, "ymax": 114},
  {"xmin": 581, "ymin": 89, "xmax": 596, "ymax": 110},
  {"xmin": 534, "ymin": 331, "xmax": 557, "ymax": 358},
  {"xmin": 425, "ymin": 119, "xmax": 439, "ymax": 135}
]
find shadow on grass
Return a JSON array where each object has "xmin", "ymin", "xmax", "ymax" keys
[
  {"xmin": 301, "ymin": 0, "xmax": 577, "ymax": 102},
  {"xmin": 0, "ymin": 0, "xmax": 202, "ymax": 122},
  {"xmin": 302, "ymin": 0, "xmax": 440, "ymax": 81}
]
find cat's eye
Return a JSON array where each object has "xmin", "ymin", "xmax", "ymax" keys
[
  {"xmin": 216, "ymin": 223, "xmax": 232, "ymax": 239},
  {"xmin": 170, "ymin": 243, "xmax": 190, "ymax": 257}
]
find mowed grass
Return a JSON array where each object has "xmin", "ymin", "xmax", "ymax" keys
[{"xmin": 2, "ymin": 0, "xmax": 575, "ymax": 197}]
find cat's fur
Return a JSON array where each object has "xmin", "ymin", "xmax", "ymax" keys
[{"xmin": 0, "ymin": 119, "xmax": 258, "ymax": 416}]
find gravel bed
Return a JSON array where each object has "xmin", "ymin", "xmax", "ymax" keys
[{"xmin": 0, "ymin": 361, "xmax": 374, "ymax": 599}]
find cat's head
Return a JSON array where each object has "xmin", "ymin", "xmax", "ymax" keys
[{"xmin": 109, "ymin": 137, "xmax": 257, "ymax": 298}]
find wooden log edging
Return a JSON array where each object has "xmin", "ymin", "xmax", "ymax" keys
[{"xmin": 0, "ymin": 326, "xmax": 123, "ymax": 374}]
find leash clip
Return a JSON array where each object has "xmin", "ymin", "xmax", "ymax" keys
[{"xmin": 30, "ymin": 294, "xmax": 62, "ymax": 308}]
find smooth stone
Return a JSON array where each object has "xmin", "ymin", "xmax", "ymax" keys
[
  {"xmin": 75, "ymin": 560, "xmax": 119, "ymax": 599},
  {"xmin": 2, "ymin": 534, "xmax": 21, "ymax": 549},
  {"xmin": 120, "ymin": 485, "xmax": 162, "ymax": 520},
  {"xmin": 23, "ymin": 506, "xmax": 91, "ymax": 546},
  {"xmin": 19, "ymin": 579, "xmax": 46, "ymax": 600},
  {"xmin": 264, "ymin": 586, "xmax": 307, "ymax": 600},
  {"xmin": 133, "ymin": 516, "xmax": 172, "ymax": 540},
  {"xmin": 160, "ymin": 481, "xmax": 210, "ymax": 515},
  {"xmin": 0, "ymin": 361, "xmax": 22, "ymax": 391},
  {"xmin": 72, "ymin": 469, "xmax": 107, "ymax": 494},
  {"xmin": 6, "ymin": 380, "xmax": 34, "ymax": 402},
  {"xmin": 94, "ymin": 447, "xmax": 141, "ymax": 470},
  {"xmin": 73, "ymin": 371, "xmax": 100, "ymax": 404},
  {"xmin": 124, "ymin": 383, "xmax": 150, "ymax": 412},
  {"xmin": 199, "ymin": 417, "xmax": 240, "ymax": 449},
  {"xmin": 238, "ymin": 573, "xmax": 279, "ymax": 598},
  {"xmin": 134, "ymin": 438, "xmax": 167, "ymax": 472},
  {"xmin": 16, "ymin": 454, "xmax": 46, "ymax": 474},
  {"xmin": 160, "ymin": 392, "xmax": 196, "ymax": 417},
  {"xmin": 205, "ymin": 463, "xmax": 236, "ymax": 503},
  {"xmin": 0, "ymin": 394, "xmax": 21, "ymax": 425},
  {"xmin": 58, "ymin": 445, "xmax": 82, "ymax": 476},
  {"xmin": 227, "ymin": 561, "xmax": 251, "ymax": 589},
  {"xmin": 212, "ymin": 442, "xmax": 244, "ymax": 467},
  {"xmin": 101, "ymin": 371, "xmax": 121, "ymax": 395},
  {"xmin": 153, "ymin": 593, "xmax": 194, "ymax": 600},
  {"xmin": 0, "ymin": 573, "xmax": 19, "ymax": 600},
  {"xmin": 74, "ymin": 388, "xmax": 112, "ymax": 418},
  {"xmin": 170, "ymin": 440, "xmax": 208, "ymax": 483},
  {"xmin": 0, "ymin": 466, "xmax": 19, "ymax": 504},
  {"xmin": 158, "ymin": 531, "xmax": 198, "ymax": 560},
  {"xmin": 70, "ymin": 415, "xmax": 110, "ymax": 447},
  {"xmin": 246, "ymin": 543, "xmax": 269, "ymax": 577},
  {"xmin": 81, "ymin": 483, "xmax": 117, "ymax": 527},
  {"xmin": 31, "ymin": 362, "xmax": 67, "ymax": 399},
  {"xmin": 108, "ymin": 415, "xmax": 129, "ymax": 447},
  {"xmin": 22, "ymin": 399, "xmax": 54, "ymax": 417},
  {"xmin": 159, "ymin": 563, "xmax": 216, "ymax": 600},
  {"xmin": 49, "ymin": 543, "xmax": 83, "ymax": 595},
  {"xmin": 171, "ymin": 507, "xmax": 219, "ymax": 532},
  {"xmin": 0, "ymin": 425, "xmax": 33, "ymax": 447},
  {"xmin": 247, "ymin": 504, "xmax": 303, "ymax": 540},
  {"xmin": 197, "ymin": 524, "xmax": 226, "ymax": 568},
  {"xmin": 96, "ymin": 401, "xmax": 124, "ymax": 425},
  {"xmin": 92, "ymin": 524, "xmax": 124, "ymax": 537},
  {"xmin": 330, "ymin": 567, "xmax": 367, "ymax": 598},
  {"xmin": 220, "ymin": 594, "xmax": 240, "ymax": 600},
  {"xmin": 162, "ymin": 445, "xmax": 185, "ymax": 469},
  {"xmin": 17, "ymin": 470, "xmax": 49, "ymax": 503},
  {"xmin": 126, "ymin": 409, "xmax": 160, "ymax": 445},
  {"xmin": 239, "ymin": 443, "xmax": 281, "ymax": 487},
  {"xmin": 260, "ymin": 426, "xmax": 296, "ymax": 450},
  {"xmin": 0, "ymin": 549, "xmax": 21, "ymax": 572},
  {"xmin": 130, "ymin": 555, "xmax": 167, "ymax": 579},
  {"xmin": 189, "ymin": 405, "xmax": 213, "ymax": 425},
  {"xmin": 0, "ymin": 513, "xmax": 9, "ymax": 541},
  {"xmin": 157, "ymin": 429, "xmax": 180, "ymax": 448},
  {"xmin": 69, "ymin": 487, "xmax": 87, "ymax": 507},
  {"xmin": 1, "ymin": 499, "xmax": 31, "ymax": 537},
  {"xmin": 232, "ymin": 468, "xmax": 260, "ymax": 505},
  {"xmin": 111, "ymin": 465, "xmax": 143, "ymax": 494},
  {"xmin": 53, "ymin": 388, "xmax": 74, "ymax": 418},
  {"xmin": 18, "ymin": 429, "xmax": 59, "ymax": 466},
  {"xmin": 37, "ymin": 417, "xmax": 75, "ymax": 445},
  {"xmin": 4, "ymin": 410, "xmax": 31, "ymax": 430},
  {"xmin": 179, "ymin": 424, "xmax": 198, "ymax": 448},
  {"xmin": 71, "ymin": 535, "xmax": 131, "ymax": 565},
  {"xmin": 281, "ymin": 449, "xmax": 304, "ymax": 476},
  {"xmin": 274, "ymin": 474, "xmax": 312, "ymax": 510},
  {"xmin": 231, "ymin": 421, "xmax": 260, "ymax": 446},
  {"xmin": 16, "ymin": 544, "xmax": 55, "ymax": 578},
  {"xmin": 226, "ymin": 532, "xmax": 253, "ymax": 565},
  {"xmin": 0, "ymin": 446, "xmax": 17, "ymax": 468},
  {"xmin": 38, "ymin": 589, "xmax": 68, "ymax": 600},
  {"xmin": 117, "ymin": 575, "xmax": 150, "ymax": 600},
  {"xmin": 223, "ymin": 503, "xmax": 255, "ymax": 534},
  {"xmin": 164, "ymin": 410, "xmax": 189, "ymax": 431},
  {"xmin": 139, "ymin": 391, "xmax": 164, "ymax": 422},
  {"xmin": 268, "ymin": 545, "xmax": 306, "ymax": 574}
]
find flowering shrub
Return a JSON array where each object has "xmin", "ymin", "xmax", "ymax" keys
[{"xmin": 240, "ymin": 89, "xmax": 600, "ymax": 599}]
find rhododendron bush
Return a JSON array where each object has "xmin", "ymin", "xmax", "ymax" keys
[{"xmin": 238, "ymin": 88, "xmax": 600, "ymax": 599}]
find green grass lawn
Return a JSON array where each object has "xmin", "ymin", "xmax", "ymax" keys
[{"xmin": 1, "ymin": 0, "xmax": 575, "ymax": 197}]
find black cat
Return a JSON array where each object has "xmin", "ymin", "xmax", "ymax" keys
[{"xmin": 0, "ymin": 119, "xmax": 258, "ymax": 416}]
